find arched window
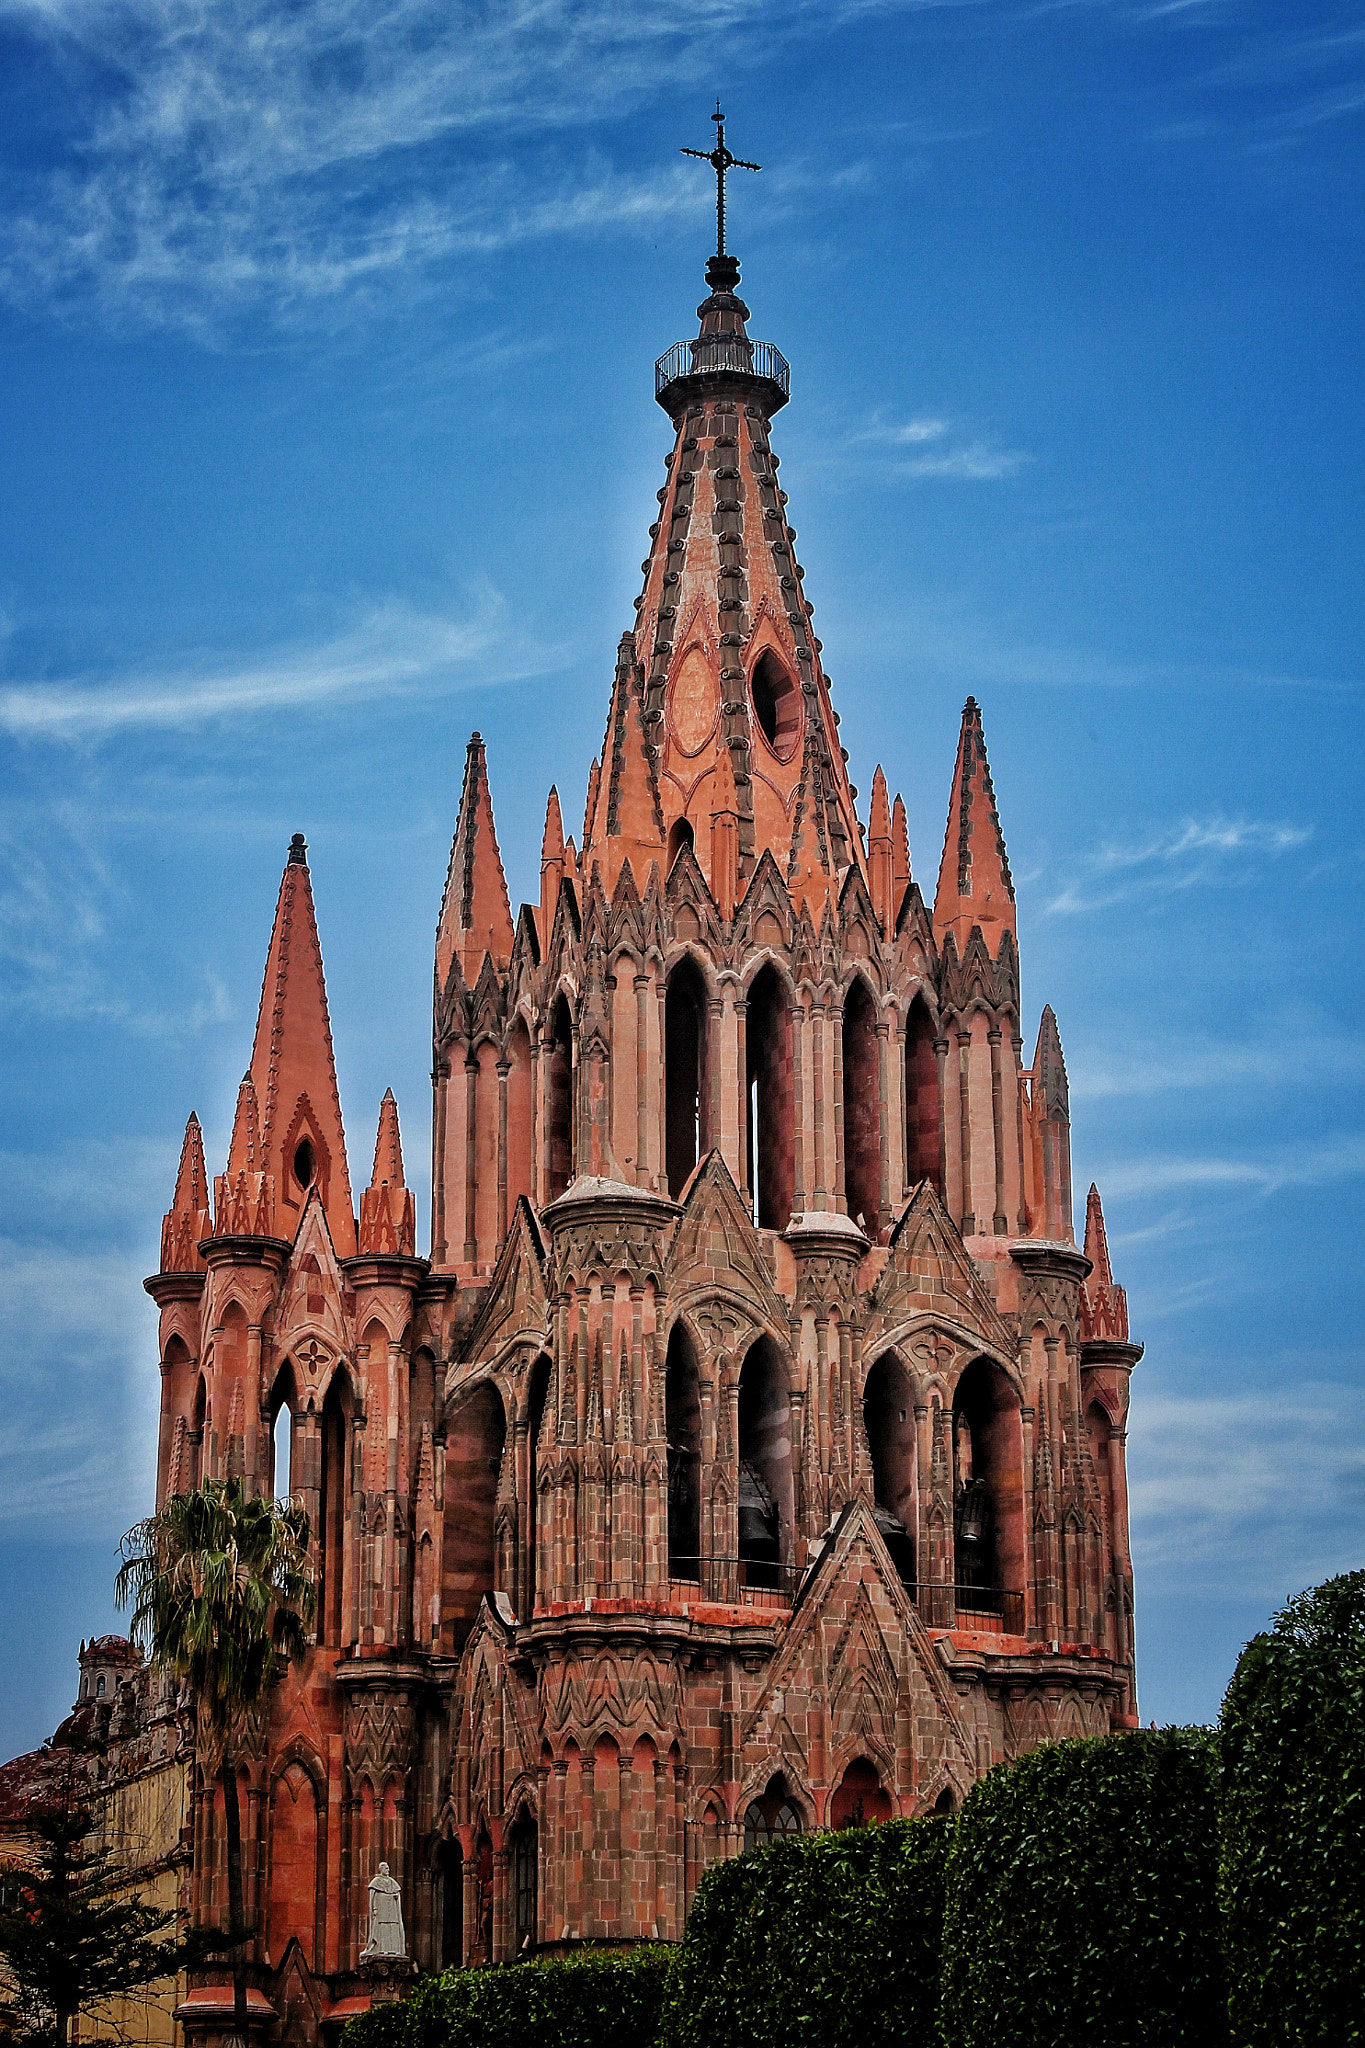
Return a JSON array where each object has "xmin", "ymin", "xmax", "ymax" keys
[
  {"xmin": 318, "ymin": 1375, "xmax": 349, "ymax": 1646},
  {"xmin": 830, "ymin": 1757, "xmax": 893, "ymax": 1829},
  {"xmin": 951, "ymin": 1357, "xmax": 1025, "ymax": 1622},
  {"xmin": 190, "ymin": 1374, "xmax": 206, "ymax": 1491},
  {"xmin": 842, "ymin": 977, "xmax": 881, "ymax": 1232},
  {"xmin": 272, "ymin": 1400, "xmax": 293, "ymax": 1501},
  {"xmin": 737, "ymin": 1337, "xmax": 793, "ymax": 1586},
  {"xmin": 904, "ymin": 994, "xmax": 940, "ymax": 1191},
  {"xmin": 438, "ymin": 1837, "xmax": 463, "ymax": 1969},
  {"xmin": 745, "ymin": 965, "xmax": 794, "ymax": 1230},
  {"xmin": 267, "ymin": 1762, "xmax": 319, "ymax": 1967},
  {"xmin": 934, "ymin": 1786, "xmax": 957, "ymax": 1816},
  {"xmin": 548, "ymin": 995, "xmax": 574, "ymax": 1201},
  {"xmin": 442, "ymin": 1383, "xmax": 507, "ymax": 1650},
  {"xmin": 525, "ymin": 1353, "xmax": 552, "ymax": 1616},
  {"xmin": 505, "ymin": 1019, "xmax": 535, "ymax": 1225},
  {"xmin": 749, "ymin": 649, "xmax": 801, "ymax": 757},
  {"xmin": 666, "ymin": 817, "xmax": 694, "ymax": 873},
  {"xmin": 512, "ymin": 1814, "xmax": 537, "ymax": 1954},
  {"xmin": 862, "ymin": 1354, "xmax": 917, "ymax": 1591},
  {"xmin": 665, "ymin": 958, "xmax": 710, "ymax": 1199},
  {"xmin": 665, "ymin": 1323, "xmax": 701, "ymax": 1582},
  {"xmin": 743, "ymin": 1772, "xmax": 803, "ymax": 1850}
]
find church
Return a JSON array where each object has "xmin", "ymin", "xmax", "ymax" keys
[{"xmin": 124, "ymin": 170, "xmax": 1139, "ymax": 2045}]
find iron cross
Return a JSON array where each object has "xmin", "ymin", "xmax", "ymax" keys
[{"xmin": 682, "ymin": 102, "xmax": 760, "ymax": 260}]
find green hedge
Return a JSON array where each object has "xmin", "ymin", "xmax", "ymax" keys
[
  {"xmin": 941, "ymin": 1727, "xmax": 1226, "ymax": 2048},
  {"xmin": 1219, "ymin": 1570, "xmax": 1365, "ymax": 2047},
  {"xmin": 340, "ymin": 1946, "xmax": 675, "ymax": 2048},
  {"xmin": 661, "ymin": 1815, "xmax": 951, "ymax": 2048}
]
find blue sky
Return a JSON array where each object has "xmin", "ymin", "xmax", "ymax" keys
[{"xmin": 0, "ymin": 0, "xmax": 1361, "ymax": 1758}]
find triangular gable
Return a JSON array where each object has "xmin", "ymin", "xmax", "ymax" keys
[
  {"xmin": 463, "ymin": 1197, "xmax": 549, "ymax": 1364},
  {"xmin": 869, "ymin": 1180, "xmax": 1015, "ymax": 1354},
  {"xmin": 275, "ymin": 1191, "xmax": 350, "ymax": 1373},
  {"xmin": 735, "ymin": 1498, "xmax": 977, "ymax": 1805},
  {"xmin": 665, "ymin": 1151, "xmax": 789, "ymax": 1334}
]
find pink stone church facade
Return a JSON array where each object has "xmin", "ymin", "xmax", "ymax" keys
[{"xmin": 136, "ymin": 242, "xmax": 1141, "ymax": 2041}]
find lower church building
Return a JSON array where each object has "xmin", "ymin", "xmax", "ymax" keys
[{"xmin": 5, "ymin": 224, "xmax": 1142, "ymax": 2048}]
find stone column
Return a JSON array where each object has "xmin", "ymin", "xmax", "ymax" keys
[
  {"xmin": 956, "ymin": 1027, "xmax": 975, "ymax": 1236},
  {"xmin": 463, "ymin": 1053, "xmax": 479, "ymax": 1266},
  {"xmin": 876, "ymin": 1014, "xmax": 892, "ymax": 1234},
  {"xmin": 989, "ymin": 1025, "xmax": 1007, "ymax": 1235},
  {"xmin": 636, "ymin": 973, "xmax": 651, "ymax": 1187}
]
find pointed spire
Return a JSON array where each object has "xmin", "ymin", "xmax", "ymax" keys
[
  {"xmin": 617, "ymin": 1333, "xmax": 635, "ymax": 1449},
  {"xmin": 891, "ymin": 795, "xmax": 911, "ymax": 914},
  {"xmin": 867, "ymin": 765, "xmax": 894, "ymax": 933},
  {"xmin": 933, "ymin": 698, "xmax": 1016, "ymax": 957},
  {"xmin": 582, "ymin": 757, "xmax": 601, "ymax": 855},
  {"xmin": 160, "ymin": 1112, "xmax": 210, "ymax": 1273},
  {"xmin": 587, "ymin": 635, "xmax": 665, "ymax": 898},
  {"xmin": 227, "ymin": 1074, "xmax": 261, "ymax": 1176},
  {"xmin": 1031, "ymin": 1005, "xmax": 1073, "ymax": 1243},
  {"xmin": 436, "ymin": 734, "xmax": 515, "ymax": 993},
  {"xmin": 1081, "ymin": 1183, "xmax": 1130, "ymax": 1342},
  {"xmin": 1034, "ymin": 1005, "xmax": 1070, "ymax": 1124},
  {"xmin": 539, "ymin": 785, "xmax": 566, "ymax": 945},
  {"xmin": 359, "ymin": 1090, "xmax": 416, "ymax": 1257},
  {"xmin": 214, "ymin": 1073, "xmax": 276, "ymax": 1238},
  {"xmin": 245, "ymin": 835, "xmax": 355, "ymax": 1255}
]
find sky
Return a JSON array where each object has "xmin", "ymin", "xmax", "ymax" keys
[{"xmin": 0, "ymin": 0, "xmax": 1362, "ymax": 1760}]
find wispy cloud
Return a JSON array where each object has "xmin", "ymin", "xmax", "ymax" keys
[
  {"xmin": 1090, "ymin": 1131, "xmax": 1365, "ymax": 1204},
  {"xmin": 1043, "ymin": 813, "xmax": 1311, "ymax": 915},
  {"xmin": 1071, "ymin": 1028, "xmax": 1365, "ymax": 1102},
  {"xmin": 0, "ymin": 589, "xmax": 543, "ymax": 741},
  {"xmin": 1130, "ymin": 1378, "xmax": 1365, "ymax": 1599},
  {"xmin": 848, "ymin": 410, "xmax": 1030, "ymax": 481}
]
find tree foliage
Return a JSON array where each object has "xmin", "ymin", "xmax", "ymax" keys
[
  {"xmin": 0, "ymin": 1781, "xmax": 210, "ymax": 2048},
  {"xmin": 661, "ymin": 1817, "xmax": 950, "ymax": 2048},
  {"xmin": 116, "ymin": 1477, "xmax": 315, "ymax": 2043},
  {"xmin": 340, "ymin": 1948, "xmax": 676, "ymax": 2048},
  {"xmin": 1219, "ymin": 1570, "xmax": 1365, "ymax": 2047},
  {"xmin": 940, "ymin": 1728, "xmax": 1226, "ymax": 2048}
]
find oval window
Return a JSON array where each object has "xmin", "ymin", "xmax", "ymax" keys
[
  {"xmin": 749, "ymin": 650, "xmax": 801, "ymax": 757},
  {"xmin": 293, "ymin": 1138, "xmax": 317, "ymax": 1190}
]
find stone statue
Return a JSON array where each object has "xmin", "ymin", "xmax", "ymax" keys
[{"xmin": 361, "ymin": 1862, "xmax": 406, "ymax": 1960}]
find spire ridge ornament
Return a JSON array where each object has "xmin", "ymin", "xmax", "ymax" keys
[{"xmin": 682, "ymin": 101, "xmax": 760, "ymax": 269}]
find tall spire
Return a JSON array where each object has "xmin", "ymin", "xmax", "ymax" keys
[
  {"xmin": 586, "ymin": 632, "xmax": 665, "ymax": 898},
  {"xmin": 436, "ymin": 734, "xmax": 515, "ymax": 993},
  {"xmin": 160, "ymin": 1112, "xmax": 210, "ymax": 1273},
  {"xmin": 247, "ymin": 833, "xmax": 355, "ymax": 1256},
  {"xmin": 359, "ymin": 1089, "xmax": 416, "ymax": 1257},
  {"xmin": 867, "ymin": 766, "xmax": 893, "ymax": 932},
  {"xmin": 539, "ymin": 785, "xmax": 566, "ymax": 945},
  {"xmin": 1081, "ymin": 1183, "xmax": 1130, "ymax": 1342},
  {"xmin": 933, "ymin": 697, "xmax": 1016, "ymax": 957}
]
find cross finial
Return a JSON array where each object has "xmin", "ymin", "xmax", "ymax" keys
[{"xmin": 681, "ymin": 101, "xmax": 760, "ymax": 262}]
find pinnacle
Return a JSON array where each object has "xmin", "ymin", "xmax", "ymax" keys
[
  {"xmin": 892, "ymin": 794, "xmax": 911, "ymax": 906},
  {"xmin": 436, "ymin": 733, "xmax": 515, "ymax": 993},
  {"xmin": 171, "ymin": 1111, "xmax": 208, "ymax": 1212},
  {"xmin": 869, "ymin": 765, "xmax": 891, "ymax": 842},
  {"xmin": 160, "ymin": 1111, "xmax": 210, "ymax": 1273},
  {"xmin": 933, "ymin": 696, "xmax": 1016, "ymax": 958},
  {"xmin": 227, "ymin": 1073, "xmax": 261, "ymax": 1176},
  {"xmin": 1084, "ymin": 1183, "xmax": 1113, "ymax": 1290},
  {"xmin": 371, "ymin": 1089, "xmax": 406, "ymax": 1192},
  {"xmin": 245, "ymin": 840, "xmax": 356, "ymax": 1255},
  {"xmin": 541, "ymin": 786, "xmax": 565, "ymax": 867}
]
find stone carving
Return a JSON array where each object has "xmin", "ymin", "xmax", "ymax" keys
[{"xmin": 360, "ymin": 1864, "xmax": 406, "ymax": 1960}]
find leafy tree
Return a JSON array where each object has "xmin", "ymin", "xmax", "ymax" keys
[
  {"xmin": 940, "ymin": 1727, "xmax": 1226, "ymax": 2048},
  {"xmin": 116, "ymin": 1478, "xmax": 315, "ymax": 2047},
  {"xmin": 1219, "ymin": 1570, "xmax": 1365, "ymax": 2046},
  {"xmin": 0, "ymin": 1724, "xmax": 214, "ymax": 2048}
]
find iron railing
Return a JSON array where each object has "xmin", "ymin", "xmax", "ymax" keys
[
  {"xmin": 914, "ymin": 1584, "xmax": 1026, "ymax": 1637},
  {"xmin": 655, "ymin": 338, "xmax": 790, "ymax": 398},
  {"xmin": 668, "ymin": 1555, "xmax": 798, "ymax": 1607}
]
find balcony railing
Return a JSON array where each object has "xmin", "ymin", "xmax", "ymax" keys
[
  {"xmin": 655, "ymin": 338, "xmax": 790, "ymax": 399},
  {"xmin": 914, "ymin": 1584, "xmax": 1026, "ymax": 1637},
  {"xmin": 668, "ymin": 1555, "xmax": 797, "ymax": 1608}
]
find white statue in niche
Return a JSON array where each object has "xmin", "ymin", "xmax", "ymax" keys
[{"xmin": 361, "ymin": 1863, "xmax": 406, "ymax": 1960}]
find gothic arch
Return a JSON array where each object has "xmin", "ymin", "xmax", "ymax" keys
[
  {"xmin": 737, "ymin": 1334, "xmax": 795, "ymax": 1581},
  {"xmin": 862, "ymin": 1353, "xmax": 917, "ymax": 1589},
  {"xmin": 665, "ymin": 953, "xmax": 712, "ymax": 1199},
  {"xmin": 664, "ymin": 1320, "xmax": 701, "ymax": 1581},
  {"xmin": 442, "ymin": 1378, "xmax": 508, "ymax": 1651},
  {"xmin": 952, "ymin": 1355, "xmax": 1025, "ymax": 1608},
  {"xmin": 903, "ymin": 991, "xmax": 941, "ymax": 1192},
  {"xmin": 842, "ymin": 971, "xmax": 881, "ymax": 1233},
  {"xmin": 743, "ymin": 961, "xmax": 795, "ymax": 1230}
]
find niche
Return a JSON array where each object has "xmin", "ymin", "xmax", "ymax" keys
[
  {"xmin": 442, "ymin": 1383, "xmax": 508, "ymax": 1650},
  {"xmin": 842, "ymin": 977, "xmax": 881, "ymax": 1231},
  {"xmin": 665, "ymin": 1323, "xmax": 702, "ymax": 1580},
  {"xmin": 904, "ymin": 994, "xmax": 940, "ymax": 1191},
  {"xmin": 548, "ymin": 995, "xmax": 574, "ymax": 1201}
]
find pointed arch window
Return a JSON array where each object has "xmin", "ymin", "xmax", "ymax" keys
[
  {"xmin": 743, "ymin": 1773, "xmax": 803, "ymax": 1850},
  {"xmin": 665, "ymin": 1323, "xmax": 701, "ymax": 1582},
  {"xmin": 904, "ymin": 994, "xmax": 941, "ymax": 1192},
  {"xmin": 745, "ymin": 965, "xmax": 794, "ymax": 1230},
  {"xmin": 749, "ymin": 649, "xmax": 801, "ymax": 758},
  {"xmin": 666, "ymin": 817, "xmax": 694, "ymax": 873},
  {"xmin": 548, "ymin": 995, "xmax": 575, "ymax": 1201},
  {"xmin": 842, "ymin": 976, "xmax": 881, "ymax": 1231},
  {"xmin": 665, "ymin": 958, "xmax": 710, "ymax": 1199}
]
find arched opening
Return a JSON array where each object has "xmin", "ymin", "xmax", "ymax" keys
[
  {"xmin": 269, "ymin": 1366, "xmax": 297, "ymax": 1503},
  {"xmin": 511, "ymin": 1812, "xmax": 537, "ymax": 1955},
  {"xmin": 438, "ymin": 1837, "xmax": 463, "ymax": 1969},
  {"xmin": 742, "ymin": 1772, "xmax": 803, "ymax": 1851},
  {"xmin": 1087, "ymin": 1399, "xmax": 1117, "ymax": 1655},
  {"xmin": 744, "ymin": 965, "xmax": 794, "ymax": 1230},
  {"xmin": 934, "ymin": 1786, "xmax": 957, "ymax": 1816},
  {"xmin": 952, "ymin": 1357, "xmax": 1025, "ymax": 1622},
  {"xmin": 665, "ymin": 957, "xmax": 710, "ymax": 1199},
  {"xmin": 267, "ymin": 1762, "xmax": 319, "ymax": 1968},
  {"xmin": 525, "ymin": 1353, "xmax": 552, "ymax": 1616},
  {"xmin": 737, "ymin": 1336, "xmax": 793, "ymax": 1585},
  {"xmin": 506, "ymin": 1019, "xmax": 535, "ymax": 1223},
  {"xmin": 190, "ymin": 1374, "xmax": 206, "ymax": 1491},
  {"xmin": 863, "ymin": 1354, "xmax": 917, "ymax": 1591},
  {"xmin": 749, "ymin": 648, "xmax": 801, "ymax": 756},
  {"xmin": 904, "ymin": 994, "xmax": 940, "ymax": 1192},
  {"xmin": 842, "ymin": 977, "xmax": 881, "ymax": 1231},
  {"xmin": 474, "ymin": 1830, "xmax": 493, "ymax": 1966},
  {"xmin": 442, "ymin": 1382, "xmax": 507, "ymax": 1650},
  {"xmin": 666, "ymin": 816, "xmax": 694, "ymax": 873},
  {"xmin": 830, "ymin": 1757, "xmax": 893, "ymax": 1829},
  {"xmin": 318, "ymin": 1374, "xmax": 350, "ymax": 1647},
  {"xmin": 548, "ymin": 994, "xmax": 575, "ymax": 1202},
  {"xmin": 665, "ymin": 1323, "xmax": 701, "ymax": 1582},
  {"xmin": 293, "ymin": 1136, "xmax": 316, "ymax": 1192}
]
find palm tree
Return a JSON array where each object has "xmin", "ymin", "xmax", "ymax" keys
[{"xmin": 117, "ymin": 1477, "xmax": 316, "ymax": 2048}]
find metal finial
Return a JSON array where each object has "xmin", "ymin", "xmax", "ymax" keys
[{"xmin": 681, "ymin": 101, "xmax": 760, "ymax": 262}]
